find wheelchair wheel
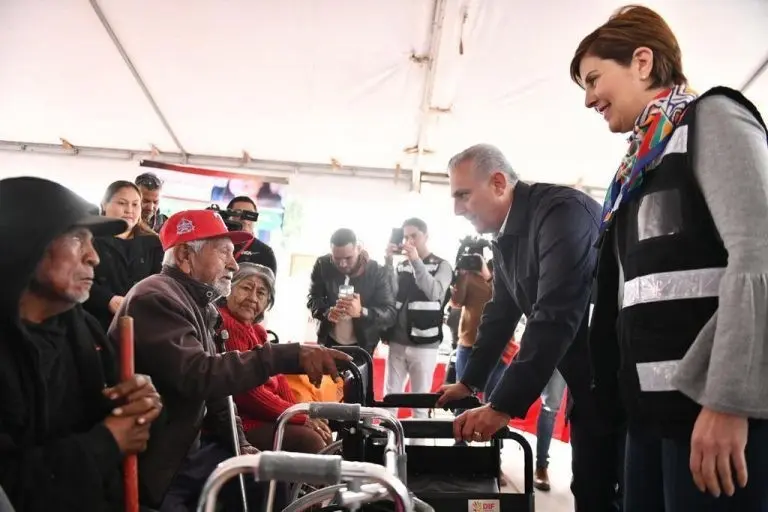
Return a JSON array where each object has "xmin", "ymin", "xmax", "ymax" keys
[{"xmin": 287, "ymin": 439, "xmax": 344, "ymax": 503}]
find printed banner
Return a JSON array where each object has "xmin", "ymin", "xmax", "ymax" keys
[{"xmin": 139, "ymin": 160, "xmax": 287, "ymax": 239}]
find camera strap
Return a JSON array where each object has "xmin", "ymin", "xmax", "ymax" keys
[{"xmin": 235, "ymin": 237, "xmax": 256, "ymax": 259}]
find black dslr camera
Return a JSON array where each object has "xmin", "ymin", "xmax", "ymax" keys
[
  {"xmin": 454, "ymin": 236, "xmax": 490, "ymax": 272},
  {"xmin": 206, "ymin": 204, "xmax": 259, "ymax": 232}
]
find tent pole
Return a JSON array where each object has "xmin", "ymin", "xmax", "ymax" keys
[
  {"xmin": 0, "ymin": 139, "xmax": 605, "ymax": 196},
  {"xmin": 89, "ymin": 0, "xmax": 188, "ymax": 157},
  {"xmin": 740, "ymin": 51, "xmax": 768, "ymax": 93},
  {"xmin": 412, "ymin": 0, "xmax": 448, "ymax": 193},
  {"xmin": 0, "ymin": 139, "xmax": 411, "ymax": 183}
]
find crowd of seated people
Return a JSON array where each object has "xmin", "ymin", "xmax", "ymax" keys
[
  {"xmin": 0, "ymin": 175, "xmax": 350, "ymax": 512},
  {"xmin": 0, "ymin": 169, "xmax": 565, "ymax": 512}
]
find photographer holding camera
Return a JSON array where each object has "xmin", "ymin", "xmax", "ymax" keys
[
  {"xmin": 449, "ymin": 246, "xmax": 492, "ymax": 409},
  {"xmin": 208, "ymin": 196, "xmax": 277, "ymax": 275}
]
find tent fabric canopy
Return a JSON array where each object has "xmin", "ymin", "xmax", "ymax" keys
[{"xmin": 1, "ymin": 0, "xmax": 766, "ymax": 190}]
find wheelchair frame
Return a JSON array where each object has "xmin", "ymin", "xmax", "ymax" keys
[{"xmin": 332, "ymin": 346, "xmax": 536, "ymax": 512}]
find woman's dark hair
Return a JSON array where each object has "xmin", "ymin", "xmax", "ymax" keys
[
  {"xmin": 227, "ymin": 196, "xmax": 256, "ymax": 210},
  {"xmin": 102, "ymin": 180, "xmax": 141, "ymax": 207},
  {"xmin": 570, "ymin": 5, "xmax": 687, "ymax": 89},
  {"xmin": 101, "ymin": 181, "xmax": 156, "ymax": 237}
]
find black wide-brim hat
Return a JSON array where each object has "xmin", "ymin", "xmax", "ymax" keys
[{"xmin": 0, "ymin": 176, "xmax": 128, "ymax": 237}]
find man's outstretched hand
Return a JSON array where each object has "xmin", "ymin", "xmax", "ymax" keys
[{"xmin": 298, "ymin": 344, "xmax": 352, "ymax": 387}]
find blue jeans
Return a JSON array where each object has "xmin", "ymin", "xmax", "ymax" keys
[
  {"xmin": 454, "ymin": 345, "xmax": 472, "ymax": 385},
  {"xmin": 467, "ymin": 356, "xmax": 566, "ymax": 471},
  {"xmin": 484, "ymin": 359, "xmax": 507, "ymax": 399},
  {"xmin": 454, "ymin": 345, "xmax": 472, "ymax": 416},
  {"xmin": 624, "ymin": 420, "xmax": 768, "ymax": 511},
  {"xmin": 453, "ymin": 346, "xmax": 507, "ymax": 414},
  {"xmin": 536, "ymin": 370, "xmax": 566, "ymax": 470}
]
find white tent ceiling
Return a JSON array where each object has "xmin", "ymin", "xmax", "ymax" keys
[{"xmin": 1, "ymin": 0, "xmax": 766, "ymax": 192}]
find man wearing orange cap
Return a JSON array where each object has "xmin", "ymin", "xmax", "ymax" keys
[{"xmin": 109, "ymin": 209, "xmax": 350, "ymax": 511}]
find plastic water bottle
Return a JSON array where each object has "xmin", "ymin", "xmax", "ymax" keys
[{"xmin": 338, "ymin": 276, "xmax": 355, "ymax": 319}]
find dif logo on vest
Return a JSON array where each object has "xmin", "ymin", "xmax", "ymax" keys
[{"xmin": 469, "ymin": 499, "xmax": 500, "ymax": 511}]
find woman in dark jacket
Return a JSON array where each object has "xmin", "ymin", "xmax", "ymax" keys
[{"xmin": 84, "ymin": 181, "xmax": 164, "ymax": 330}]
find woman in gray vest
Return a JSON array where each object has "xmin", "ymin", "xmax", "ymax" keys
[{"xmin": 570, "ymin": 5, "xmax": 768, "ymax": 511}]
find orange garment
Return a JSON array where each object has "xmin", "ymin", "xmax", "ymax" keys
[
  {"xmin": 285, "ymin": 374, "xmax": 344, "ymax": 403},
  {"xmin": 219, "ymin": 307, "xmax": 308, "ymax": 427},
  {"xmin": 451, "ymin": 272, "xmax": 492, "ymax": 348}
]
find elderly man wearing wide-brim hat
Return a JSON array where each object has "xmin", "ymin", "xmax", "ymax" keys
[
  {"xmin": 0, "ymin": 177, "xmax": 163, "ymax": 512},
  {"xmin": 110, "ymin": 208, "xmax": 350, "ymax": 511}
]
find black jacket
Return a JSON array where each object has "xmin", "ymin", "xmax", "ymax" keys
[
  {"xmin": 85, "ymin": 234, "xmax": 164, "ymax": 331},
  {"xmin": 461, "ymin": 183, "xmax": 606, "ymax": 427},
  {"xmin": 307, "ymin": 255, "xmax": 396, "ymax": 354},
  {"xmin": 0, "ymin": 179, "xmax": 125, "ymax": 511},
  {"xmin": 236, "ymin": 237, "xmax": 278, "ymax": 275}
]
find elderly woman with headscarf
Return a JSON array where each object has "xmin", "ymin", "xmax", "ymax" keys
[{"xmin": 219, "ymin": 263, "xmax": 333, "ymax": 453}]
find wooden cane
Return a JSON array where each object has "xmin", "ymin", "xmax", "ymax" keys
[{"xmin": 119, "ymin": 316, "xmax": 140, "ymax": 512}]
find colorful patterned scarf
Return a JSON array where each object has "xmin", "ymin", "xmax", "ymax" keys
[{"xmin": 600, "ymin": 84, "xmax": 698, "ymax": 229}]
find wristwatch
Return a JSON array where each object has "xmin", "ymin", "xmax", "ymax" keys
[{"xmin": 459, "ymin": 380, "xmax": 478, "ymax": 395}]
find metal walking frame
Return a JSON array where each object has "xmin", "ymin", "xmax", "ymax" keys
[
  {"xmin": 266, "ymin": 402, "xmax": 413, "ymax": 512},
  {"xmin": 195, "ymin": 452, "xmax": 415, "ymax": 512}
]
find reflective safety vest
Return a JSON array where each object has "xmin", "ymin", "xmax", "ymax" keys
[
  {"xmin": 392, "ymin": 254, "xmax": 446, "ymax": 345},
  {"xmin": 591, "ymin": 87, "xmax": 766, "ymax": 435}
]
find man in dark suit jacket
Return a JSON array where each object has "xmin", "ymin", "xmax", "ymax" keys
[{"xmin": 437, "ymin": 144, "xmax": 624, "ymax": 511}]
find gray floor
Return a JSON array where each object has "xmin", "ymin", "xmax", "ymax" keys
[{"xmin": 500, "ymin": 430, "xmax": 574, "ymax": 511}]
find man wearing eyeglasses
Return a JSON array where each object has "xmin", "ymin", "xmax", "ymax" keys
[{"xmin": 135, "ymin": 172, "xmax": 168, "ymax": 232}]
